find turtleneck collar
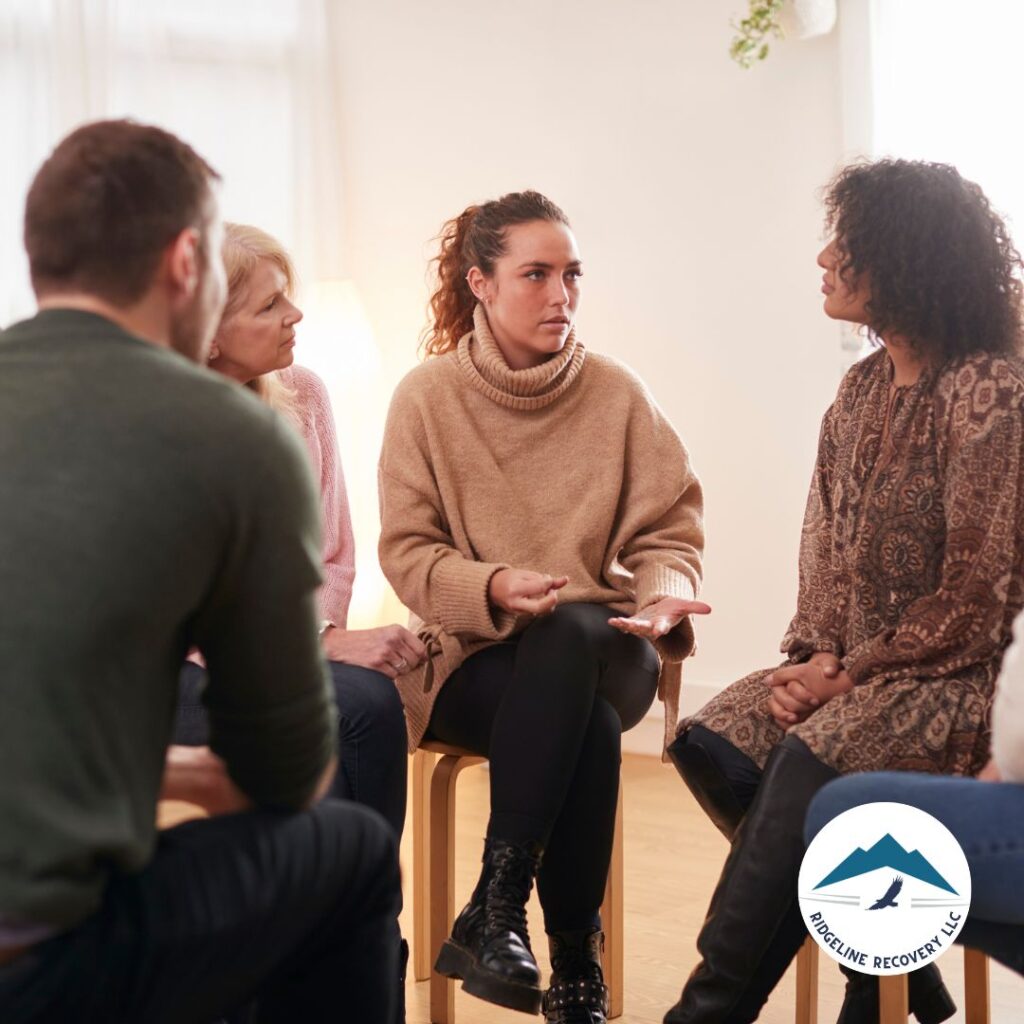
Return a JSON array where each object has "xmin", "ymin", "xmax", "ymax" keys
[{"xmin": 455, "ymin": 303, "xmax": 586, "ymax": 411}]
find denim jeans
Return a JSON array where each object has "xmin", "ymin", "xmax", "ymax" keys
[
  {"xmin": 176, "ymin": 660, "xmax": 408, "ymax": 839},
  {"xmin": 806, "ymin": 772, "xmax": 1024, "ymax": 974},
  {"xmin": 0, "ymin": 801, "xmax": 400, "ymax": 1023}
]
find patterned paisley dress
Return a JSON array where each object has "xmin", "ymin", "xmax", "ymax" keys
[{"xmin": 687, "ymin": 348, "xmax": 1024, "ymax": 776}]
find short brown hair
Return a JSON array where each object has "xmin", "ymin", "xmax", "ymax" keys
[{"xmin": 24, "ymin": 119, "xmax": 221, "ymax": 304}]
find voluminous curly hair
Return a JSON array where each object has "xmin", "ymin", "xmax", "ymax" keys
[
  {"xmin": 824, "ymin": 159, "xmax": 1024, "ymax": 361},
  {"xmin": 422, "ymin": 190, "xmax": 570, "ymax": 357}
]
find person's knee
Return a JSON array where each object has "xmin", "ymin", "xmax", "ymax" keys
[
  {"xmin": 333, "ymin": 665, "xmax": 407, "ymax": 751},
  {"xmin": 527, "ymin": 602, "xmax": 601, "ymax": 644},
  {"xmin": 521, "ymin": 604, "xmax": 612, "ymax": 676},
  {"xmin": 312, "ymin": 800, "xmax": 401, "ymax": 901},
  {"xmin": 680, "ymin": 725, "xmax": 760, "ymax": 785},
  {"xmin": 805, "ymin": 773, "xmax": 913, "ymax": 844}
]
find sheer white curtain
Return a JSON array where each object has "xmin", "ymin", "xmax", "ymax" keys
[
  {"xmin": 868, "ymin": 0, "xmax": 1024, "ymax": 240},
  {"xmin": 2, "ymin": 0, "xmax": 299, "ymax": 321},
  {"xmin": 0, "ymin": 0, "xmax": 389, "ymax": 624}
]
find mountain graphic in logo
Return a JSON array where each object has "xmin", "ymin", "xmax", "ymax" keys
[{"xmin": 813, "ymin": 833, "xmax": 957, "ymax": 894}]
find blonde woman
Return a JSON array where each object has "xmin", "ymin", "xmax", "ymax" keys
[
  {"xmin": 170, "ymin": 225, "xmax": 420, "ymax": 1022},
  {"xmin": 173, "ymin": 224, "xmax": 423, "ymax": 839}
]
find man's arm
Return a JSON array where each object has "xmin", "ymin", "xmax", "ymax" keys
[
  {"xmin": 190, "ymin": 410, "xmax": 338, "ymax": 811},
  {"xmin": 161, "ymin": 744, "xmax": 336, "ymax": 815}
]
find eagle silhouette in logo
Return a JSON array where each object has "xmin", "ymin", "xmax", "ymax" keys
[{"xmin": 867, "ymin": 875, "xmax": 903, "ymax": 910}]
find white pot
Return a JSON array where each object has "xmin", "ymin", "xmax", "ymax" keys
[{"xmin": 779, "ymin": 0, "xmax": 837, "ymax": 40}]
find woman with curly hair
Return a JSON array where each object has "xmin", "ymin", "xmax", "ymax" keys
[
  {"xmin": 664, "ymin": 159, "xmax": 1024, "ymax": 1024},
  {"xmin": 378, "ymin": 190, "xmax": 708, "ymax": 1022}
]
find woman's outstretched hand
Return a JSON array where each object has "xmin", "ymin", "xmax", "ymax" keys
[
  {"xmin": 608, "ymin": 597, "xmax": 712, "ymax": 640},
  {"xmin": 488, "ymin": 569, "xmax": 569, "ymax": 616}
]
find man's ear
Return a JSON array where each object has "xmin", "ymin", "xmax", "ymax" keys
[
  {"xmin": 165, "ymin": 227, "xmax": 201, "ymax": 299},
  {"xmin": 466, "ymin": 265, "xmax": 490, "ymax": 304}
]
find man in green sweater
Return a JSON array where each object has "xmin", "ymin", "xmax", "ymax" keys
[{"xmin": 0, "ymin": 120, "xmax": 399, "ymax": 1023}]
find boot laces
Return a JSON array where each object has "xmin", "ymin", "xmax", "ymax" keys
[{"xmin": 483, "ymin": 847, "xmax": 533, "ymax": 943}]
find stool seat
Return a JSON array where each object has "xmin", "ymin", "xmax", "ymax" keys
[{"xmin": 418, "ymin": 740, "xmax": 480, "ymax": 757}]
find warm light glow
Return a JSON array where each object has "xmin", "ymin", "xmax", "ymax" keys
[{"xmin": 297, "ymin": 278, "xmax": 393, "ymax": 629}]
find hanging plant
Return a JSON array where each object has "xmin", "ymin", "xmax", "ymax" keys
[
  {"xmin": 730, "ymin": 0, "xmax": 838, "ymax": 69},
  {"xmin": 729, "ymin": 0, "xmax": 785, "ymax": 69}
]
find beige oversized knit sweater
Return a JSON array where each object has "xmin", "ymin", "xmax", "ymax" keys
[{"xmin": 378, "ymin": 305, "xmax": 704, "ymax": 754}]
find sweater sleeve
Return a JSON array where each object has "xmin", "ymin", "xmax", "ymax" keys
[
  {"xmin": 780, "ymin": 397, "xmax": 845, "ymax": 662},
  {"xmin": 843, "ymin": 362, "xmax": 1024, "ymax": 687},
  {"xmin": 299, "ymin": 369, "xmax": 355, "ymax": 627},
  {"xmin": 192, "ymin": 410, "xmax": 336, "ymax": 811},
  {"xmin": 993, "ymin": 610, "xmax": 1024, "ymax": 782},
  {"xmin": 378, "ymin": 377, "xmax": 517, "ymax": 640},
  {"xmin": 614, "ymin": 374, "xmax": 705, "ymax": 663}
]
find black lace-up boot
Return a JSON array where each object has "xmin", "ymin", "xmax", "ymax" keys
[
  {"xmin": 542, "ymin": 928, "xmax": 608, "ymax": 1024},
  {"xmin": 435, "ymin": 837, "xmax": 544, "ymax": 1014}
]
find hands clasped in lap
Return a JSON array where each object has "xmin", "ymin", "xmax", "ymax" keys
[{"xmin": 764, "ymin": 652, "xmax": 854, "ymax": 731}]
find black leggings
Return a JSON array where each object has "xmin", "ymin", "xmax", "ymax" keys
[{"xmin": 428, "ymin": 602, "xmax": 659, "ymax": 933}]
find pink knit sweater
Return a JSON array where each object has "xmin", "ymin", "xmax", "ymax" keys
[{"xmin": 281, "ymin": 365, "xmax": 356, "ymax": 627}]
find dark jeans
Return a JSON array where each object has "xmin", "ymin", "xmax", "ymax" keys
[
  {"xmin": 807, "ymin": 772, "xmax": 1024, "ymax": 975},
  {"xmin": 176, "ymin": 661, "xmax": 408, "ymax": 839},
  {"xmin": 0, "ymin": 801, "xmax": 400, "ymax": 1024},
  {"xmin": 428, "ymin": 602, "xmax": 660, "ymax": 932}
]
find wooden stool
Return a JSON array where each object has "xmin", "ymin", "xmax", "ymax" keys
[
  {"xmin": 794, "ymin": 936, "xmax": 991, "ymax": 1024},
  {"xmin": 411, "ymin": 741, "xmax": 625, "ymax": 1023}
]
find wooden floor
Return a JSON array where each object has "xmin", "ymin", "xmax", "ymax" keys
[{"xmin": 398, "ymin": 754, "xmax": 1023, "ymax": 1024}]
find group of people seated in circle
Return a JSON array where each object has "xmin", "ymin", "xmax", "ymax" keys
[{"xmin": 0, "ymin": 117, "xmax": 1022, "ymax": 1024}]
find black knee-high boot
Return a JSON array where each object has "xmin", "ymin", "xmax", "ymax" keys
[
  {"xmin": 667, "ymin": 725, "xmax": 756, "ymax": 840},
  {"xmin": 668, "ymin": 728, "xmax": 956, "ymax": 1024},
  {"xmin": 664, "ymin": 736, "xmax": 839, "ymax": 1024}
]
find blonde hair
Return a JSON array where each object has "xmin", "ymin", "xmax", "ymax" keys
[{"xmin": 219, "ymin": 222, "xmax": 300, "ymax": 421}]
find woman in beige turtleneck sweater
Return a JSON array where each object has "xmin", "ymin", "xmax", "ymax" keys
[{"xmin": 378, "ymin": 191, "xmax": 708, "ymax": 1023}]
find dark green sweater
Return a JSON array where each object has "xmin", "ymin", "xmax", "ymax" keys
[{"xmin": 0, "ymin": 310, "xmax": 336, "ymax": 930}]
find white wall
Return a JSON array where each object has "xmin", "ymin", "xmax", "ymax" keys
[{"xmin": 332, "ymin": 0, "xmax": 847, "ymax": 707}]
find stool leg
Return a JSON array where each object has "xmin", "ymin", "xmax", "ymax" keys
[
  {"xmin": 879, "ymin": 973, "xmax": 909, "ymax": 1024},
  {"xmin": 413, "ymin": 749, "xmax": 435, "ymax": 982},
  {"xmin": 430, "ymin": 756, "xmax": 485, "ymax": 1024},
  {"xmin": 964, "ymin": 948, "xmax": 991, "ymax": 1024},
  {"xmin": 601, "ymin": 779, "xmax": 625, "ymax": 1018},
  {"xmin": 794, "ymin": 937, "xmax": 819, "ymax": 1024}
]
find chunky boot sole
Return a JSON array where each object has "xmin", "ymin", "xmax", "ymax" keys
[{"xmin": 435, "ymin": 939, "xmax": 543, "ymax": 1015}]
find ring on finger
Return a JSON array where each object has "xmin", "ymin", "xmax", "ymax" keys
[{"xmin": 395, "ymin": 657, "xmax": 409, "ymax": 673}]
